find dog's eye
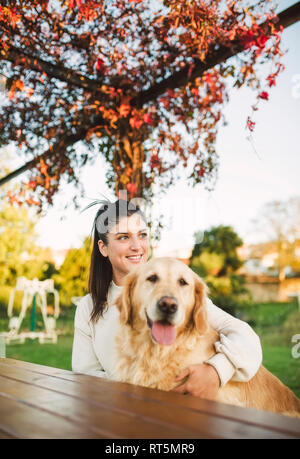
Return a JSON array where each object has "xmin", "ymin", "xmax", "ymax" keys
[
  {"xmin": 147, "ymin": 274, "xmax": 159, "ymax": 283},
  {"xmin": 179, "ymin": 278, "xmax": 188, "ymax": 286}
]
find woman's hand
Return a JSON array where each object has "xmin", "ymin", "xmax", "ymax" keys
[{"xmin": 172, "ymin": 363, "xmax": 221, "ymax": 399}]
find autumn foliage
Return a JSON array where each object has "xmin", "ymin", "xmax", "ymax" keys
[{"xmin": 0, "ymin": 0, "xmax": 287, "ymax": 209}]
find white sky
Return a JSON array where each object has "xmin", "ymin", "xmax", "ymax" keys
[{"xmin": 3, "ymin": 1, "xmax": 300, "ymax": 253}]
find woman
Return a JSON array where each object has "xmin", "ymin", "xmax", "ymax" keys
[{"xmin": 72, "ymin": 198, "xmax": 262, "ymax": 399}]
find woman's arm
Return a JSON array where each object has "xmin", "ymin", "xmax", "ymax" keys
[
  {"xmin": 172, "ymin": 298, "xmax": 262, "ymax": 398},
  {"xmin": 204, "ymin": 298, "xmax": 263, "ymax": 387},
  {"xmin": 72, "ymin": 297, "xmax": 107, "ymax": 378}
]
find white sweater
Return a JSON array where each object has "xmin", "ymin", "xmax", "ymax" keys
[{"xmin": 72, "ymin": 281, "xmax": 262, "ymax": 387}]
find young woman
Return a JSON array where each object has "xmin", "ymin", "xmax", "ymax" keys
[{"xmin": 72, "ymin": 199, "xmax": 262, "ymax": 399}]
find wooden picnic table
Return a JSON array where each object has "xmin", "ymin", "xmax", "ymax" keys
[{"xmin": 0, "ymin": 358, "xmax": 300, "ymax": 439}]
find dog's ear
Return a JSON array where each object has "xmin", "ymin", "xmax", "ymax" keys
[
  {"xmin": 192, "ymin": 274, "xmax": 208, "ymax": 335},
  {"xmin": 115, "ymin": 270, "xmax": 137, "ymax": 326}
]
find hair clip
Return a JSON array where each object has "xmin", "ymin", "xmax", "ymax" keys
[{"xmin": 80, "ymin": 193, "xmax": 112, "ymax": 214}]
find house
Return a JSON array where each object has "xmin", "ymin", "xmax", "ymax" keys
[
  {"xmin": 238, "ymin": 240, "xmax": 300, "ymax": 278},
  {"xmin": 237, "ymin": 240, "xmax": 300, "ymax": 302}
]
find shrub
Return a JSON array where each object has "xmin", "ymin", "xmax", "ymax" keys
[
  {"xmin": 0, "ymin": 285, "xmax": 23, "ymax": 314},
  {"xmin": 205, "ymin": 274, "xmax": 251, "ymax": 316}
]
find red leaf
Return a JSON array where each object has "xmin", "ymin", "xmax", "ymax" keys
[
  {"xmin": 68, "ymin": 0, "xmax": 82, "ymax": 8},
  {"xmin": 258, "ymin": 91, "xmax": 269, "ymax": 101},
  {"xmin": 144, "ymin": 113, "xmax": 154, "ymax": 126},
  {"xmin": 166, "ymin": 89, "xmax": 176, "ymax": 98},
  {"xmin": 95, "ymin": 58, "xmax": 104, "ymax": 72},
  {"xmin": 197, "ymin": 167, "xmax": 205, "ymax": 177},
  {"xmin": 150, "ymin": 154, "xmax": 161, "ymax": 169},
  {"xmin": 242, "ymin": 31, "xmax": 256, "ymax": 49},
  {"xmin": 28, "ymin": 180, "xmax": 37, "ymax": 190},
  {"xmin": 256, "ymin": 34, "xmax": 269, "ymax": 49},
  {"xmin": 129, "ymin": 115, "xmax": 143, "ymax": 130},
  {"xmin": 246, "ymin": 117, "xmax": 255, "ymax": 132},
  {"xmin": 119, "ymin": 103, "xmax": 131, "ymax": 118},
  {"xmin": 26, "ymin": 197, "xmax": 40, "ymax": 206},
  {"xmin": 126, "ymin": 182, "xmax": 138, "ymax": 198},
  {"xmin": 266, "ymin": 75, "xmax": 276, "ymax": 87}
]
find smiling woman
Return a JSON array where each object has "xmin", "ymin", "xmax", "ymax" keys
[
  {"xmin": 88, "ymin": 199, "xmax": 150, "ymax": 323},
  {"xmin": 72, "ymin": 198, "xmax": 151, "ymax": 378}
]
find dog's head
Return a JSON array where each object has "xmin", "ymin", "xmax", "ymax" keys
[{"xmin": 115, "ymin": 257, "xmax": 208, "ymax": 346}]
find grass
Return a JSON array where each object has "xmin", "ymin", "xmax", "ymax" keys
[
  {"xmin": 0, "ymin": 305, "xmax": 76, "ymax": 370},
  {"xmin": 1, "ymin": 301, "xmax": 300, "ymax": 398},
  {"xmin": 237, "ymin": 301, "xmax": 297, "ymax": 330},
  {"xmin": 262, "ymin": 346, "xmax": 300, "ymax": 398},
  {"xmin": 5, "ymin": 336, "xmax": 74, "ymax": 371}
]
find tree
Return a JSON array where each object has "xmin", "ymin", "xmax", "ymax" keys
[
  {"xmin": 191, "ymin": 251, "xmax": 224, "ymax": 277},
  {"xmin": 191, "ymin": 225, "xmax": 243, "ymax": 275},
  {"xmin": 0, "ymin": 203, "xmax": 52, "ymax": 285},
  {"xmin": 190, "ymin": 225, "xmax": 247, "ymax": 313},
  {"xmin": 53, "ymin": 236, "xmax": 91, "ymax": 305},
  {"xmin": 0, "ymin": 1, "xmax": 299, "ymax": 210},
  {"xmin": 252, "ymin": 197, "xmax": 300, "ymax": 280},
  {"xmin": 0, "ymin": 149, "xmax": 53, "ymax": 285}
]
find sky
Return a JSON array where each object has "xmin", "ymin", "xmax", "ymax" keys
[{"xmin": 2, "ymin": 1, "xmax": 300, "ymax": 254}]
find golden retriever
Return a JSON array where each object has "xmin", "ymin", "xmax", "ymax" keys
[{"xmin": 113, "ymin": 257, "xmax": 300, "ymax": 418}]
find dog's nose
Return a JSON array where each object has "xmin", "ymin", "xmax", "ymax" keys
[{"xmin": 157, "ymin": 296, "xmax": 178, "ymax": 315}]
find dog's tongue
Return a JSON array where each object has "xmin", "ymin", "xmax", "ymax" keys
[{"xmin": 151, "ymin": 321, "xmax": 176, "ymax": 345}]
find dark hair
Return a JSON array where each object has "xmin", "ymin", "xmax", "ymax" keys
[{"xmin": 88, "ymin": 198, "xmax": 147, "ymax": 323}]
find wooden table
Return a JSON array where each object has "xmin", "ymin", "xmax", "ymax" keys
[{"xmin": 0, "ymin": 358, "xmax": 300, "ymax": 439}]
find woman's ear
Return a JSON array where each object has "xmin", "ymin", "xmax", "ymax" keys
[
  {"xmin": 192, "ymin": 274, "xmax": 208, "ymax": 335},
  {"xmin": 115, "ymin": 271, "xmax": 137, "ymax": 326},
  {"xmin": 98, "ymin": 239, "xmax": 108, "ymax": 257}
]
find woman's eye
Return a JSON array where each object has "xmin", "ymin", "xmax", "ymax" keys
[
  {"xmin": 118, "ymin": 236, "xmax": 128, "ymax": 240},
  {"xmin": 179, "ymin": 278, "xmax": 188, "ymax": 286},
  {"xmin": 140, "ymin": 232, "xmax": 148, "ymax": 238}
]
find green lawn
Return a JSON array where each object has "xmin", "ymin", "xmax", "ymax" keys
[
  {"xmin": 5, "ymin": 336, "xmax": 74, "ymax": 371},
  {"xmin": 1, "ymin": 305, "xmax": 75, "ymax": 370},
  {"xmin": 1, "ymin": 302, "xmax": 300, "ymax": 398},
  {"xmin": 262, "ymin": 345, "xmax": 300, "ymax": 398}
]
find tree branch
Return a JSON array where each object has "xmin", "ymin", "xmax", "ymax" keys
[
  {"xmin": 1, "ymin": 44, "xmax": 106, "ymax": 95},
  {"xmin": 0, "ymin": 128, "xmax": 88, "ymax": 187},
  {"xmin": 132, "ymin": 2, "xmax": 300, "ymax": 108}
]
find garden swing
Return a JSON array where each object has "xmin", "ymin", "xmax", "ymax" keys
[{"xmin": 0, "ymin": 277, "xmax": 60, "ymax": 344}]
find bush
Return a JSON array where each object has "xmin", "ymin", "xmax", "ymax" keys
[
  {"xmin": 53, "ymin": 237, "xmax": 90, "ymax": 307},
  {"xmin": 0, "ymin": 285, "xmax": 24, "ymax": 314},
  {"xmin": 191, "ymin": 252, "xmax": 224, "ymax": 277},
  {"xmin": 202, "ymin": 274, "xmax": 251, "ymax": 316}
]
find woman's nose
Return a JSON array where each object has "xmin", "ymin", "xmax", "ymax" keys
[{"xmin": 130, "ymin": 236, "xmax": 141, "ymax": 250}]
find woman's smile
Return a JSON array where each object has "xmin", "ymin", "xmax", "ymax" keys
[{"xmin": 126, "ymin": 254, "xmax": 144, "ymax": 263}]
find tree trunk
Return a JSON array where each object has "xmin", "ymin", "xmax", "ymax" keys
[{"xmin": 115, "ymin": 135, "xmax": 144, "ymax": 198}]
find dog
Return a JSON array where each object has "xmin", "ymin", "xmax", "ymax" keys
[{"xmin": 112, "ymin": 257, "xmax": 300, "ymax": 418}]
